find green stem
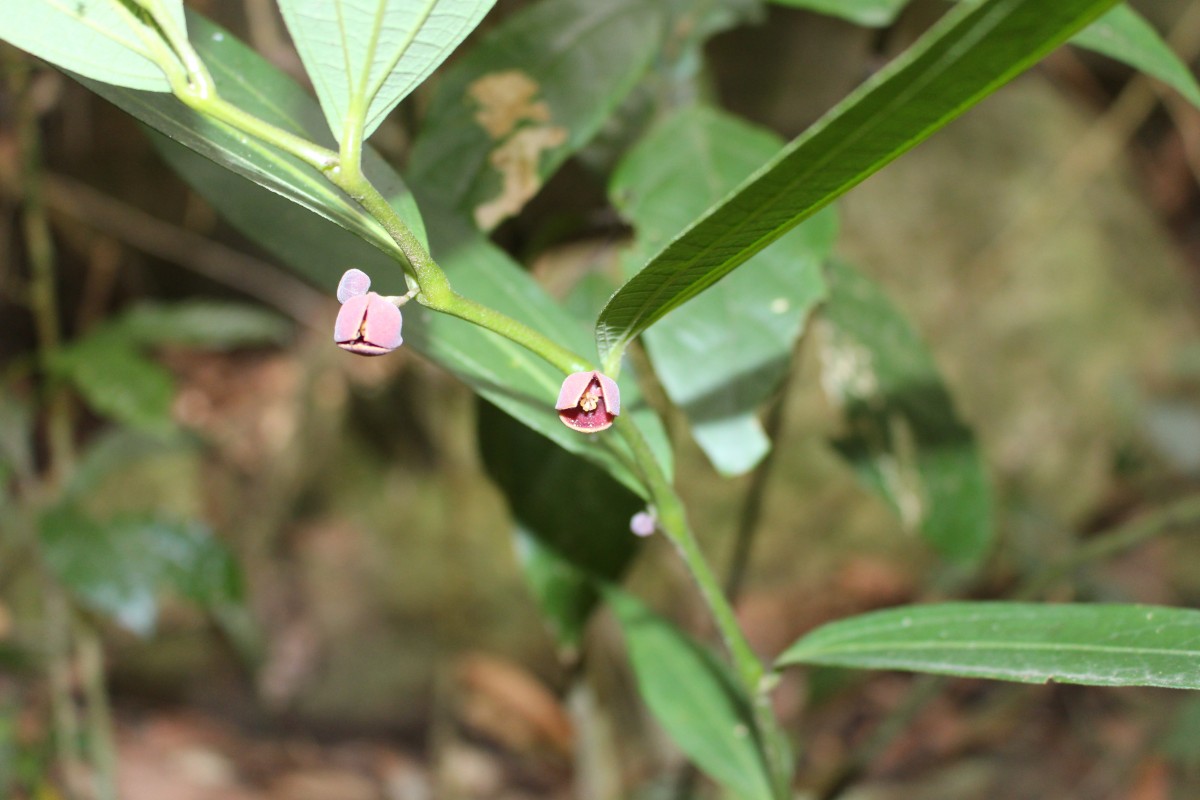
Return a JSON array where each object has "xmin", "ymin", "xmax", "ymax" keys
[
  {"xmin": 616, "ymin": 421, "xmax": 762, "ymax": 691},
  {"xmin": 332, "ymin": 163, "xmax": 591, "ymax": 374}
]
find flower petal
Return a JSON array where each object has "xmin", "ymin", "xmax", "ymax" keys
[
  {"xmin": 363, "ymin": 293, "xmax": 404, "ymax": 350},
  {"xmin": 596, "ymin": 373, "xmax": 621, "ymax": 417},
  {"xmin": 556, "ymin": 371, "xmax": 598, "ymax": 410},
  {"xmin": 337, "ymin": 268, "xmax": 371, "ymax": 304},
  {"xmin": 334, "ymin": 294, "xmax": 370, "ymax": 343}
]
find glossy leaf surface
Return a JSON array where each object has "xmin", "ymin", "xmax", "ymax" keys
[
  {"xmin": 407, "ymin": 0, "xmax": 665, "ymax": 229},
  {"xmin": 607, "ymin": 589, "xmax": 777, "ymax": 800},
  {"xmin": 612, "ymin": 106, "xmax": 834, "ymax": 475},
  {"xmin": 278, "ymin": 0, "xmax": 496, "ymax": 143},
  {"xmin": 594, "ymin": 0, "xmax": 1122, "ymax": 359},
  {"xmin": 479, "ymin": 403, "xmax": 642, "ymax": 648},
  {"xmin": 40, "ymin": 506, "xmax": 240, "ymax": 636},
  {"xmin": 0, "ymin": 0, "xmax": 185, "ymax": 91},
  {"xmin": 778, "ymin": 602, "xmax": 1200, "ymax": 689},
  {"xmin": 820, "ymin": 260, "xmax": 991, "ymax": 564},
  {"xmin": 82, "ymin": 13, "xmax": 426, "ymax": 262}
]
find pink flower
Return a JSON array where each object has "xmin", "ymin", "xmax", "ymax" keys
[
  {"xmin": 556, "ymin": 370, "xmax": 620, "ymax": 433},
  {"xmin": 630, "ymin": 510, "xmax": 656, "ymax": 537},
  {"xmin": 333, "ymin": 269, "xmax": 403, "ymax": 356}
]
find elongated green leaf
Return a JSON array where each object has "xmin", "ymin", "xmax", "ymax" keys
[
  {"xmin": 152, "ymin": 127, "xmax": 670, "ymax": 494},
  {"xmin": 606, "ymin": 589, "xmax": 777, "ymax": 800},
  {"xmin": 479, "ymin": 402, "xmax": 642, "ymax": 648},
  {"xmin": 278, "ymin": 0, "xmax": 497, "ymax": 143},
  {"xmin": 0, "ymin": 0, "xmax": 185, "ymax": 91},
  {"xmin": 778, "ymin": 602, "xmax": 1200, "ymax": 690},
  {"xmin": 113, "ymin": 301, "xmax": 291, "ymax": 349},
  {"xmin": 48, "ymin": 332, "xmax": 175, "ymax": 435},
  {"xmin": 80, "ymin": 12, "xmax": 425, "ymax": 263},
  {"xmin": 40, "ymin": 506, "xmax": 240, "ymax": 636},
  {"xmin": 407, "ymin": 0, "xmax": 666, "ymax": 229},
  {"xmin": 594, "ymin": 0, "xmax": 1122, "ymax": 360},
  {"xmin": 612, "ymin": 106, "xmax": 834, "ymax": 476},
  {"xmin": 768, "ymin": 0, "xmax": 907, "ymax": 26},
  {"xmin": 820, "ymin": 260, "xmax": 991, "ymax": 563},
  {"xmin": 1073, "ymin": 5, "xmax": 1200, "ymax": 110}
]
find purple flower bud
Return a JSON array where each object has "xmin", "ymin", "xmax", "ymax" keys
[
  {"xmin": 630, "ymin": 510, "xmax": 656, "ymax": 537},
  {"xmin": 337, "ymin": 268, "xmax": 372, "ymax": 304},
  {"xmin": 556, "ymin": 370, "xmax": 620, "ymax": 433},
  {"xmin": 334, "ymin": 270, "xmax": 403, "ymax": 356}
]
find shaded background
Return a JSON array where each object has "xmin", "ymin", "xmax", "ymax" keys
[{"xmin": 5, "ymin": 0, "xmax": 1200, "ymax": 797}]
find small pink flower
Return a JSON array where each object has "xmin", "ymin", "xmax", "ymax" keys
[
  {"xmin": 630, "ymin": 510, "xmax": 656, "ymax": 537},
  {"xmin": 556, "ymin": 370, "xmax": 620, "ymax": 433},
  {"xmin": 334, "ymin": 269, "xmax": 403, "ymax": 356}
]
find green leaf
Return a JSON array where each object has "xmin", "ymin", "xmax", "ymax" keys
[
  {"xmin": 612, "ymin": 106, "xmax": 835, "ymax": 476},
  {"xmin": 820, "ymin": 260, "xmax": 991, "ymax": 564},
  {"xmin": 48, "ymin": 333, "xmax": 175, "ymax": 435},
  {"xmin": 606, "ymin": 588, "xmax": 777, "ymax": 800},
  {"xmin": 79, "ymin": 12, "xmax": 426, "ymax": 262},
  {"xmin": 478, "ymin": 402, "xmax": 642, "ymax": 649},
  {"xmin": 777, "ymin": 0, "xmax": 1200, "ymax": 113},
  {"xmin": 0, "ymin": 0, "xmax": 185, "ymax": 91},
  {"xmin": 1072, "ymin": 5, "xmax": 1200, "ymax": 110},
  {"xmin": 277, "ymin": 0, "xmax": 497, "ymax": 143},
  {"xmin": 767, "ymin": 0, "xmax": 907, "ymax": 27},
  {"xmin": 407, "ymin": 0, "xmax": 666, "ymax": 229},
  {"xmin": 39, "ymin": 505, "xmax": 240, "ymax": 636},
  {"xmin": 66, "ymin": 428, "xmax": 195, "ymax": 502},
  {"xmin": 151, "ymin": 124, "xmax": 671, "ymax": 495},
  {"xmin": 113, "ymin": 301, "xmax": 292, "ymax": 349},
  {"xmin": 594, "ymin": 0, "xmax": 1122, "ymax": 360},
  {"xmin": 406, "ymin": 209, "xmax": 674, "ymax": 494},
  {"xmin": 777, "ymin": 602, "xmax": 1200, "ymax": 690}
]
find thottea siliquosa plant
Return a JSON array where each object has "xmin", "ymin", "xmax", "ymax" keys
[{"xmin": 8, "ymin": 0, "xmax": 1200, "ymax": 796}]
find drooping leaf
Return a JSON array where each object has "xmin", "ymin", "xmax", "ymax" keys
[
  {"xmin": 478, "ymin": 402, "xmax": 642, "ymax": 649},
  {"xmin": 767, "ymin": 0, "xmax": 907, "ymax": 27},
  {"xmin": 0, "ymin": 0, "xmax": 185, "ymax": 91},
  {"xmin": 594, "ymin": 0, "xmax": 1122, "ymax": 360},
  {"xmin": 407, "ymin": 0, "xmax": 666, "ymax": 229},
  {"xmin": 606, "ymin": 588, "xmax": 778, "ymax": 800},
  {"xmin": 39, "ymin": 505, "xmax": 240, "ymax": 636},
  {"xmin": 819, "ymin": 260, "xmax": 991, "ymax": 564},
  {"xmin": 113, "ymin": 301, "xmax": 292, "ymax": 349},
  {"xmin": 48, "ymin": 333, "xmax": 175, "ymax": 435},
  {"xmin": 151, "ymin": 126, "xmax": 671, "ymax": 495},
  {"xmin": 777, "ymin": 602, "xmax": 1200, "ymax": 690},
  {"xmin": 1072, "ymin": 5, "xmax": 1200, "ymax": 110},
  {"xmin": 277, "ymin": 0, "xmax": 497, "ymax": 143},
  {"xmin": 612, "ymin": 106, "xmax": 835, "ymax": 476},
  {"xmin": 79, "ymin": 12, "xmax": 426, "ymax": 263}
]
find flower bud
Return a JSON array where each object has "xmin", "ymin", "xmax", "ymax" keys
[
  {"xmin": 334, "ymin": 269, "xmax": 403, "ymax": 356},
  {"xmin": 556, "ymin": 370, "xmax": 620, "ymax": 433},
  {"xmin": 630, "ymin": 510, "xmax": 656, "ymax": 537}
]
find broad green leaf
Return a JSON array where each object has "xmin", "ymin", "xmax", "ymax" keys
[
  {"xmin": 113, "ymin": 301, "xmax": 292, "ymax": 349},
  {"xmin": 606, "ymin": 588, "xmax": 777, "ymax": 800},
  {"xmin": 1073, "ymin": 5, "xmax": 1200, "ymax": 110},
  {"xmin": 594, "ymin": 0, "xmax": 1122, "ymax": 360},
  {"xmin": 407, "ymin": 0, "xmax": 666, "ymax": 230},
  {"xmin": 151, "ymin": 126, "xmax": 671, "ymax": 495},
  {"xmin": 767, "ymin": 0, "xmax": 907, "ymax": 26},
  {"xmin": 40, "ymin": 505, "xmax": 240, "ymax": 636},
  {"xmin": 79, "ymin": 12, "xmax": 426, "ymax": 264},
  {"xmin": 777, "ymin": 602, "xmax": 1200, "ymax": 690},
  {"xmin": 48, "ymin": 333, "xmax": 175, "ymax": 435},
  {"xmin": 278, "ymin": 0, "xmax": 497, "ymax": 143},
  {"xmin": 0, "ymin": 0, "xmax": 185, "ymax": 91},
  {"xmin": 478, "ymin": 402, "xmax": 642, "ymax": 649},
  {"xmin": 820, "ymin": 260, "xmax": 991, "ymax": 564},
  {"xmin": 612, "ymin": 106, "xmax": 835, "ymax": 476}
]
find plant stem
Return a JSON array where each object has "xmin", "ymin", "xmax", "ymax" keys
[
  {"xmin": 615, "ymin": 422, "xmax": 762, "ymax": 691},
  {"xmin": 79, "ymin": 628, "xmax": 118, "ymax": 800}
]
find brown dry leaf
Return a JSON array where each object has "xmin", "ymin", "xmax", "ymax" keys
[
  {"xmin": 466, "ymin": 70, "xmax": 567, "ymax": 230},
  {"xmin": 455, "ymin": 652, "xmax": 573, "ymax": 758}
]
